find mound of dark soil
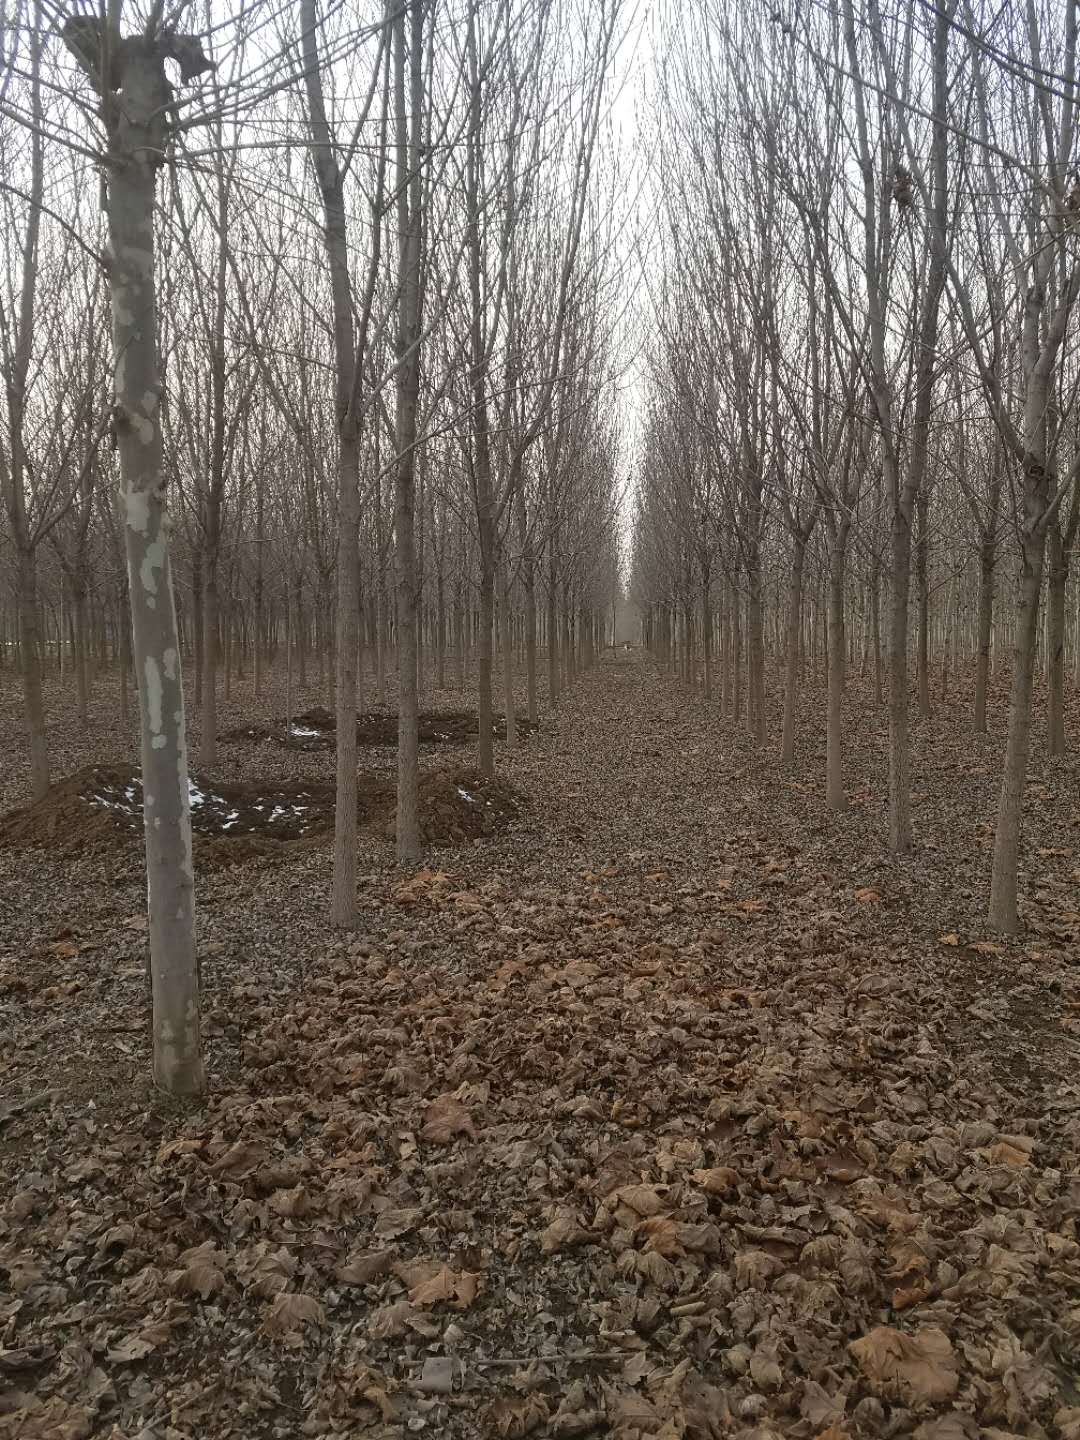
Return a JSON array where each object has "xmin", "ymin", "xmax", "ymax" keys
[
  {"xmin": 221, "ymin": 708, "xmax": 539, "ymax": 752},
  {"xmin": 0, "ymin": 762, "xmax": 521, "ymax": 863}
]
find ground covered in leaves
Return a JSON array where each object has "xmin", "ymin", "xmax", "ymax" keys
[{"xmin": 1, "ymin": 654, "xmax": 1079, "ymax": 1439}]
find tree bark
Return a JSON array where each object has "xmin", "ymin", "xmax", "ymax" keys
[{"xmin": 100, "ymin": 29, "xmax": 204, "ymax": 1095}]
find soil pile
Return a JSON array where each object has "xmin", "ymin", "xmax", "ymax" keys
[
  {"xmin": 0, "ymin": 762, "xmax": 520, "ymax": 859},
  {"xmin": 221, "ymin": 707, "xmax": 539, "ymax": 751}
]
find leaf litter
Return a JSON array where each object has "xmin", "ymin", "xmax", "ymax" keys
[{"xmin": 0, "ymin": 655, "xmax": 1079, "ymax": 1437}]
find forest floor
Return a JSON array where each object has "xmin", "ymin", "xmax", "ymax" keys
[{"xmin": 1, "ymin": 652, "xmax": 1079, "ymax": 1440}]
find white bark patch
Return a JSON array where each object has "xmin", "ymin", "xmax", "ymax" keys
[
  {"xmin": 152, "ymin": 734, "xmax": 166, "ymax": 749},
  {"xmin": 164, "ymin": 648, "xmax": 178, "ymax": 682},
  {"xmin": 124, "ymin": 488, "xmax": 150, "ymax": 535},
  {"xmin": 132, "ymin": 414, "xmax": 155, "ymax": 445},
  {"xmin": 144, "ymin": 656, "xmax": 163, "ymax": 735},
  {"xmin": 122, "ymin": 243, "xmax": 154, "ymax": 272},
  {"xmin": 140, "ymin": 541, "xmax": 165, "ymax": 596}
]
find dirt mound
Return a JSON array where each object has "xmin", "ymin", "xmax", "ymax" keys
[
  {"xmin": 0, "ymin": 762, "xmax": 521, "ymax": 862},
  {"xmin": 221, "ymin": 708, "xmax": 538, "ymax": 752}
]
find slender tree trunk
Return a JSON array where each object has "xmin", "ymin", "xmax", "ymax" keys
[
  {"xmin": 393, "ymin": 0, "xmax": 423, "ymax": 862},
  {"xmin": 916, "ymin": 492, "xmax": 931, "ymax": 719},
  {"xmin": 1046, "ymin": 518, "xmax": 1068, "ymax": 756},
  {"xmin": 500, "ymin": 558, "xmax": 517, "ymax": 748},
  {"xmin": 17, "ymin": 550, "xmax": 49, "ymax": 798},
  {"xmin": 780, "ymin": 541, "xmax": 805, "ymax": 764},
  {"xmin": 826, "ymin": 527, "xmax": 848, "ymax": 810},
  {"xmin": 100, "ymin": 31, "xmax": 204, "ymax": 1095},
  {"xmin": 974, "ymin": 538, "xmax": 996, "ymax": 733},
  {"xmin": 989, "ymin": 516, "xmax": 1046, "ymax": 931}
]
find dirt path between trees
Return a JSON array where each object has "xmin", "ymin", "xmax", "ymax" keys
[{"xmin": 1, "ymin": 653, "xmax": 1079, "ymax": 1438}]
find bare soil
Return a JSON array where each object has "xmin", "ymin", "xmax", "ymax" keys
[
  {"xmin": 221, "ymin": 707, "xmax": 539, "ymax": 754},
  {"xmin": 0, "ymin": 761, "xmax": 520, "ymax": 863}
]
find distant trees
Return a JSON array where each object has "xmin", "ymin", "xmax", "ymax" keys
[
  {"xmin": 632, "ymin": 0, "xmax": 1080, "ymax": 934},
  {"xmin": 0, "ymin": 0, "xmax": 626, "ymax": 1088}
]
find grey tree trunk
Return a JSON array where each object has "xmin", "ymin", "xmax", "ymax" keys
[
  {"xmin": 1046, "ymin": 518, "xmax": 1068, "ymax": 756},
  {"xmin": 826, "ymin": 525, "xmax": 849, "ymax": 810},
  {"xmin": 974, "ymin": 538, "xmax": 996, "ymax": 734},
  {"xmin": 500, "ymin": 559, "xmax": 517, "ymax": 748},
  {"xmin": 91, "ymin": 25, "xmax": 207, "ymax": 1095},
  {"xmin": 780, "ymin": 541, "xmax": 805, "ymax": 764},
  {"xmin": 393, "ymin": 0, "xmax": 423, "ymax": 863}
]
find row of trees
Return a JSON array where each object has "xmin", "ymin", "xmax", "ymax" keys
[
  {"xmin": 1, "ymin": 0, "xmax": 627, "ymax": 1092},
  {"xmin": 631, "ymin": 0, "xmax": 1080, "ymax": 934}
]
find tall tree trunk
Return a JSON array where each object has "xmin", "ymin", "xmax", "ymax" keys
[
  {"xmin": 989, "ymin": 512, "xmax": 1046, "ymax": 931},
  {"xmin": 780, "ymin": 540, "xmax": 805, "ymax": 764},
  {"xmin": 97, "ymin": 25, "xmax": 205, "ymax": 1095},
  {"xmin": 16, "ymin": 551, "xmax": 49, "ymax": 797},
  {"xmin": 1046, "ymin": 517, "xmax": 1068, "ymax": 756},
  {"xmin": 974, "ymin": 534, "xmax": 996, "ymax": 733},
  {"xmin": 500, "ymin": 558, "xmax": 517, "ymax": 748},
  {"xmin": 826, "ymin": 525, "xmax": 849, "ymax": 810},
  {"xmin": 916, "ymin": 491, "xmax": 931, "ymax": 720},
  {"xmin": 393, "ymin": 0, "xmax": 423, "ymax": 862}
]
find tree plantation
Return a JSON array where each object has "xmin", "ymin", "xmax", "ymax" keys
[{"xmin": 0, "ymin": 0, "xmax": 1078, "ymax": 1436}]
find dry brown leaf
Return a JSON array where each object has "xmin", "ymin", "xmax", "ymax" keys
[
  {"xmin": 615, "ymin": 1183, "xmax": 667, "ymax": 1216},
  {"xmin": 483, "ymin": 1392, "xmax": 550, "ymax": 1437},
  {"xmin": 408, "ymin": 1264, "xmax": 479, "ymax": 1309},
  {"xmin": 987, "ymin": 1141, "xmax": 1031, "ymax": 1169},
  {"xmin": 167, "ymin": 1243, "xmax": 225, "ymax": 1300},
  {"xmin": 849, "ymin": 1325, "xmax": 959, "ymax": 1404},
  {"xmin": 336, "ymin": 1248, "xmax": 395, "ymax": 1286},
  {"xmin": 367, "ymin": 1300, "xmax": 439, "ymax": 1339},
  {"xmin": 263, "ymin": 1290, "xmax": 325, "ymax": 1337},
  {"xmin": 690, "ymin": 1165, "xmax": 739, "ymax": 1194},
  {"xmin": 372, "ymin": 1206, "xmax": 423, "ymax": 1238},
  {"xmin": 422, "ymin": 1092, "xmax": 476, "ymax": 1144},
  {"xmin": 268, "ymin": 1184, "xmax": 313, "ymax": 1217},
  {"xmin": 639, "ymin": 1215, "xmax": 684, "ymax": 1258},
  {"xmin": 541, "ymin": 1213, "xmax": 593, "ymax": 1253},
  {"xmin": 208, "ymin": 1140, "xmax": 268, "ymax": 1176},
  {"xmin": 105, "ymin": 1332, "xmax": 158, "ymax": 1363},
  {"xmin": 801, "ymin": 1379, "xmax": 845, "ymax": 1428}
]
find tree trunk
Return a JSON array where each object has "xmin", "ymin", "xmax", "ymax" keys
[
  {"xmin": 500, "ymin": 558, "xmax": 517, "ymax": 748},
  {"xmin": 826, "ymin": 527, "xmax": 848, "ymax": 810},
  {"xmin": 1046, "ymin": 518, "xmax": 1068, "ymax": 756},
  {"xmin": 780, "ymin": 541, "xmax": 804, "ymax": 764},
  {"xmin": 104, "ymin": 34, "xmax": 203, "ymax": 1095},
  {"xmin": 393, "ymin": 0, "xmax": 423, "ymax": 863},
  {"xmin": 989, "ymin": 518, "xmax": 1045, "ymax": 931},
  {"xmin": 974, "ymin": 537, "xmax": 995, "ymax": 733},
  {"xmin": 17, "ymin": 550, "xmax": 49, "ymax": 798}
]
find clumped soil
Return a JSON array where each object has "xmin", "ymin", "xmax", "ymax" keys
[
  {"xmin": 0, "ymin": 761, "xmax": 520, "ymax": 864},
  {"xmin": 222, "ymin": 706, "xmax": 539, "ymax": 753},
  {"xmin": 1, "ymin": 654, "xmax": 1079, "ymax": 1439}
]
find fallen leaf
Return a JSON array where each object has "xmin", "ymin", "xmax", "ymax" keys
[
  {"xmin": 849, "ymin": 1325, "xmax": 959, "ymax": 1404},
  {"xmin": 263, "ymin": 1290, "xmax": 325, "ymax": 1337}
]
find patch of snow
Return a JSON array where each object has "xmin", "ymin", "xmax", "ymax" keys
[
  {"xmin": 289, "ymin": 725, "xmax": 322, "ymax": 738},
  {"xmin": 457, "ymin": 786, "xmax": 477, "ymax": 804}
]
